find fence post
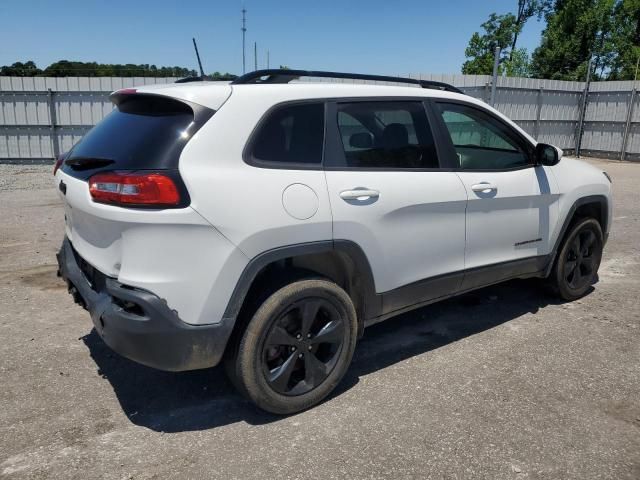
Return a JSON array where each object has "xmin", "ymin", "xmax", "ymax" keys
[
  {"xmin": 620, "ymin": 87, "xmax": 636, "ymax": 161},
  {"xmin": 484, "ymin": 82, "xmax": 490, "ymax": 103},
  {"xmin": 490, "ymin": 46, "xmax": 500, "ymax": 107},
  {"xmin": 47, "ymin": 88, "xmax": 60, "ymax": 160},
  {"xmin": 575, "ymin": 57, "xmax": 593, "ymax": 157},
  {"xmin": 535, "ymin": 87, "xmax": 543, "ymax": 139}
]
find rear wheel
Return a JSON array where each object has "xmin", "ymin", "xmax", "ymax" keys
[
  {"xmin": 551, "ymin": 218, "xmax": 603, "ymax": 301},
  {"xmin": 228, "ymin": 279, "xmax": 357, "ymax": 414}
]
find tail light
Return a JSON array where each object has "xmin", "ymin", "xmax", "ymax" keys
[
  {"xmin": 53, "ymin": 155, "xmax": 65, "ymax": 175},
  {"xmin": 88, "ymin": 172, "xmax": 181, "ymax": 207}
]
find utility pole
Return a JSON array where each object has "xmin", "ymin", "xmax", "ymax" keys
[
  {"xmin": 576, "ymin": 56, "xmax": 593, "ymax": 158},
  {"xmin": 254, "ymin": 42, "xmax": 257, "ymax": 71},
  {"xmin": 241, "ymin": 7, "xmax": 247, "ymax": 74}
]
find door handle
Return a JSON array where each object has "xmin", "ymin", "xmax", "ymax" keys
[
  {"xmin": 339, "ymin": 189, "xmax": 380, "ymax": 201},
  {"xmin": 471, "ymin": 183, "xmax": 497, "ymax": 194}
]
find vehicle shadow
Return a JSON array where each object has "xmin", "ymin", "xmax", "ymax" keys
[{"xmin": 82, "ymin": 278, "xmax": 578, "ymax": 433}]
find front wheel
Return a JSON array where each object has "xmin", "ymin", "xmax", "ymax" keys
[
  {"xmin": 229, "ymin": 279, "xmax": 358, "ymax": 415},
  {"xmin": 550, "ymin": 218, "xmax": 604, "ymax": 301}
]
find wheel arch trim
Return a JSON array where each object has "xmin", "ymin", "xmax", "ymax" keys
[
  {"xmin": 545, "ymin": 194, "xmax": 609, "ymax": 276},
  {"xmin": 221, "ymin": 240, "xmax": 379, "ymax": 325}
]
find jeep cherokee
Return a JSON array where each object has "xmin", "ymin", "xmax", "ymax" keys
[{"xmin": 56, "ymin": 70, "xmax": 612, "ymax": 414}]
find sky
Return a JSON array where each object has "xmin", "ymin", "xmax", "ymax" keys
[{"xmin": 0, "ymin": 0, "xmax": 547, "ymax": 76}]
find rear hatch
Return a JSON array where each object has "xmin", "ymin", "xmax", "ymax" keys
[
  {"xmin": 60, "ymin": 91, "xmax": 215, "ymax": 193},
  {"xmin": 56, "ymin": 90, "xmax": 216, "ymax": 278}
]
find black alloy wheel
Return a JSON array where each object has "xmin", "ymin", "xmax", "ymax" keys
[
  {"xmin": 262, "ymin": 298, "xmax": 345, "ymax": 395},
  {"xmin": 552, "ymin": 218, "xmax": 603, "ymax": 301}
]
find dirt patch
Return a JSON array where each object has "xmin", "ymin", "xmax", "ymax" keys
[{"xmin": 9, "ymin": 264, "xmax": 65, "ymax": 291}]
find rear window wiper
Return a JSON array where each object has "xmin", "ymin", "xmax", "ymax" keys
[{"xmin": 65, "ymin": 157, "xmax": 116, "ymax": 171}]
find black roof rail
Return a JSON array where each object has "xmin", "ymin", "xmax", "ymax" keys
[{"xmin": 230, "ymin": 69, "xmax": 465, "ymax": 94}]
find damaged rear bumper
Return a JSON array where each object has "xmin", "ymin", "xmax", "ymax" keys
[{"xmin": 56, "ymin": 237, "xmax": 233, "ymax": 372}]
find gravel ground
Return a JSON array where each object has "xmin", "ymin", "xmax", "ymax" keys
[
  {"xmin": 0, "ymin": 165, "xmax": 55, "ymax": 192},
  {"xmin": 0, "ymin": 159, "xmax": 638, "ymax": 479}
]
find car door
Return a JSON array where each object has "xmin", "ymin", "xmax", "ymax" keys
[
  {"xmin": 323, "ymin": 100, "xmax": 468, "ymax": 315},
  {"xmin": 432, "ymin": 100, "xmax": 559, "ymax": 290}
]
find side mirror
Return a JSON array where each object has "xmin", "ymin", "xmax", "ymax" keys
[
  {"xmin": 349, "ymin": 132, "xmax": 373, "ymax": 149},
  {"xmin": 535, "ymin": 143, "xmax": 562, "ymax": 166}
]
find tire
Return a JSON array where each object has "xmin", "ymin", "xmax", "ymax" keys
[
  {"xmin": 227, "ymin": 279, "xmax": 358, "ymax": 415},
  {"xmin": 550, "ymin": 218, "xmax": 604, "ymax": 301}
]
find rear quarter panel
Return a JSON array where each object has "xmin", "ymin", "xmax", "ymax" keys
[{"xmin": 178, "ymin": 87, "xmax": 334, "ymax": 259}]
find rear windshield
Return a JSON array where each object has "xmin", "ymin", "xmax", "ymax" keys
[{"xmin": 62, "ymin": 95, "xmax": 210, "ymax": 178}]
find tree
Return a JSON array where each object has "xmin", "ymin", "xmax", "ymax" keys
[
  {"xmin": 530, "ymin": 0, "xmax": 617, "ymax": 80},
  {"xmin": 503, "ymin": 48, "xmax": 532, "ymax": 76},
  {"xmin": 462, "ymin": 13, "xmax": 518, "ymax": 74},
  {"xmin": 0, "ymin": 60, "xmax": 200, "ymax": 77},
  {"xmin": 0, "ymin": 61, "xmax": 42, "ymax": 76},
  {"xmin": 208, "ymin": 72, "xmax": 238, "ymax": 80},
  {"xmin": 609, "ymin": 0, "xmax": 640, "ymax": 79},
  {"xmin": 462, "ymin": 1, "xmax": 551, "ymax": 75},
  {"xmin": 510, "ymin": 0, "xmax": 553, "ymax": 59}
]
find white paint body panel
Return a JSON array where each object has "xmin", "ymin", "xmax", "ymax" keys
[
  {"xmin": 548, "ymin": 157, "xmax": 613, "ymax": 241},
  {"xmin": 179, "ymin": 86, "xmax": 335, "ymax": 259},
  {"xmin": 456, "ymin": 166, "xmax": 560, "ymax": 269},
  {"xmin": 325, "ymin": 171, "xmax": 467, "ymax": 292}
]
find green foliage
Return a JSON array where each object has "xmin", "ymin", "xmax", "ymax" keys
[
  {"xmin": 462, "ymin": 1, "xmax": 551, "ymax": 75},
  {"xmin": 509, "ymin": 1, "xmax": 553, "ymax": 59},
  {"xmin": 462, "ymin": 13, "xmax": 518, "ymax": 74},
  {"xmin": 530, "ymin": 0, "xmax": 617, "ymax": 80},
  {"xmin": 207, "ymin": 72, "xmax": 238, "ymax": 80},
  {"xmin": 0, "ymin": 61, "xmax": 42, "ymax": 76},
  {"xmin": 502, "ymin": 48, "xmax": 532, "ymax": 76},
  {"xmin": 0, "ymin": 60, "xmax": 201, "ymax": 77},
  {"xmin": 609, "ymin": 0, "xmax": 640, "ymax": 79}
]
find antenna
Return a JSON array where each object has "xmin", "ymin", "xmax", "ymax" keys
[
  {"xmin": 254, "ymin": 42, "xmax": 257, "ymax": 71},
  {"xmin": 267, "ymin": 49, "xmax": 270, "ymax": 69},
  {"xmin": 241, "ymin": 7, "xmax": 247, "ymax": 74},
  {"xmin": 192, "ymin": 38, "xmax": 205, "ymax": 77}
]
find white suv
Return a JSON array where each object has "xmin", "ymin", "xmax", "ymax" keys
[{"xmin": 55, "ymin": 70, "xmax": 612, "ymax": 414}]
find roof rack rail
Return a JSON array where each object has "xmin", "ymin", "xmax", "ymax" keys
[{"xmin": 230, "ymin": 69, "xmax": 464, "ymax": 94}]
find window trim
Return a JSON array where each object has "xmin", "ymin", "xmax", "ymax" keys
[
  {"xmin": 242, "ymin": 99, "xmax": 327, "ymax": 170},
  {"xmin": 324, "ymin": 97, "xmax": 446, "ymax": 172},
  {"xmin": 429, "ymin": 99, "xmax": 537, "ymax": 172}
]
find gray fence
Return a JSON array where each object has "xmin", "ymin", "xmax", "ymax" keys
[
  {"xmin": 1, "ymin": 74, "xmax": 640, "ymax": 163},
  {"xmin": 0, "ymin": 77, "xmax": 178, "ymax": 163}
]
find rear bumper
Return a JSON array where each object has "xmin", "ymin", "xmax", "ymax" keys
[{"xmin": 57, "ymin": 237, "xmax": 234, "ymax": 372}]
